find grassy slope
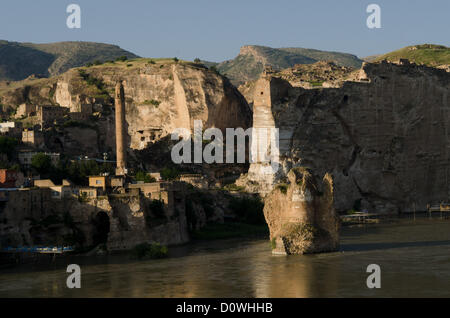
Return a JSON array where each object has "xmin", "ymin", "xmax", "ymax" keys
[
  {"xmin": 374, "ymin": 44, "xmax": 450, "ymax": 66},
  {"xmin": 0, "ymin": 40, "xmax": 138, "ymax": 81}
]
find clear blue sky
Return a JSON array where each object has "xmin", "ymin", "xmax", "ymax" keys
[{"xmin": 0, "ymin": 0, "xmax": 448, "ymax": 61}]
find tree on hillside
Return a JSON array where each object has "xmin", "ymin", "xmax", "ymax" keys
[
  {"xmin": 31, "ymin": 153, "xmax": 53, "ymax": 175},
  {"xmin": 0, "ymin": 136, "xmax": 18, "ymax": 157},
  {"xmin": 116, "ymin": 55, "xmax": 128, "ymax": 62},
  {"xmin": 135, "ymin": 171, "xmax": 156, "ymax": 183}
]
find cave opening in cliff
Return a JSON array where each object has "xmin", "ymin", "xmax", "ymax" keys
[{"xmin": 93, "ymin": 212, "xmax": 110, "ymax": 246}]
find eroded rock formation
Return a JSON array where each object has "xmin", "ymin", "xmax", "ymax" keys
[
  {"xmin": 0, "ymin": 61, "xmax": 252, "ymax": 157},
  {"xmin": 240, "ymin": 61, "xmax": 450, "ymax": 213},
  {"xmin": 264, "ymin": 168, "xmax": 340, "ymax": 255}
]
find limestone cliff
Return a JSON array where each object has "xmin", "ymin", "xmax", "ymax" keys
[
  {"xmin": 240, "ymin": 61, "xmax": 450, "ymax": 214},
  {"xmin": 0, "ymin": 59, "xmax": 252, "ymax": 157},
  {"xmin": 264, "ymin": 168, "xmax": 340, "ymax": 255}
]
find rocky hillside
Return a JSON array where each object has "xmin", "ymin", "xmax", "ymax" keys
[
  {"xmin": 217, "ymin": 45, "xmax": 363, "ymax": 85},
  {"xmin": 238, "ymin": 60, "xmax": 450, "ymax": 214},
  {"xmin": 238, "ymin": 62, "xmax": 356, "ymax": 106},
  {"xmin": 0, "ymin": 40, "xmax": 138, "ymax": 81},
  {"xmin": 374, "ymin": 44, "xmax": 450, "ymax": 68},
  {"xmin": 0, "ymin": 58, "xmax": 252, "ymax": 164}
]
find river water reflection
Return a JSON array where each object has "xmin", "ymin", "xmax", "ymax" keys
[{"xmin": 1, "ymin": 218, "xmax": 450, "ymax": 297}]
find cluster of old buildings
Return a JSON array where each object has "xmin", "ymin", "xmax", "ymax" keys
[
  {"xmin": 14, "ymin": 102, "xmax": 94, "ymax": 128},
  {"xmin": 0, "ymin": 82, "xmax": 191, "ymax": 221},
  {"xmin": 0, "ymin": 80, "xmax": 214, "ymax": 232}
]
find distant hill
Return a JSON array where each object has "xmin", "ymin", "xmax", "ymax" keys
[
  {"xmin": 362, "ymin": 54, "xmax": 381, "ymax": 62},
  {"xmin": 0, "ymin": 40, "xmax": 138, "ymax": 81},
  {"xmin": 373, "ymin": 44, "xmax": 450, "ymax": 67},
  {"xmin": 216, "ymin": 45, "xmax": 363, "ymax": 85}
]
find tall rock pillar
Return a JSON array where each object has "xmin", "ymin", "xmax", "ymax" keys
[{"xmin": 115, "ymin": 81, "xmax": 127, "ymax": 176}]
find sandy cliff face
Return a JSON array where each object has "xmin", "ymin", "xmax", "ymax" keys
[
  {"xmin": 0, "ymin": 60, "xmax": 252, "ymax": 157},
  {"xmin": 52, "ymin": 62, "xmax": 252, "ymax": 151},
  {"xmin": 241, "ymin": 61, "xmax": 450, "ymax": 213}
]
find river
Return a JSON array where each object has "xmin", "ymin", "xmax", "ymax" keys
[{"xmin": 1, "ymin": 217, "xmax": 450, "ymax": 297}]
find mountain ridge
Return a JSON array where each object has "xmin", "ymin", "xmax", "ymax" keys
[
  {"xmin": 0, "ymin": 40, "xmax": 139, "ymax": 81},
  {"xmin": 216, "ymin": 45, "xmax": 363, "ymax": 85}
]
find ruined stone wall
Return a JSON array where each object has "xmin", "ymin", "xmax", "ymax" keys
[{"xmin": 0, "ymin": 187, "xmax": 189, "ymax": 251}]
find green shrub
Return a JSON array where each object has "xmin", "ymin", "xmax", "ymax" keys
[
  {"xmin": 209, "ymin": 65, "xmax": 219, "ymax": 74},
  {"xmin": 223, "ymin": 184, "xmax": 244, "ymax": 192},
  {"xmin": 31, "ymin": 153, "xmax": 53, "ymax": 174},
  {"xmin": 142, "ymin": 99, "xmax": 160, "ymax": 107},
  {"xmin": 309, "ymin": 81, "xmax": 323, "ymax": 87},
  {"xmin": 270, "ymin": 237, "xmax": 277, "ymax": 250},
  {"xmin": 228, "ymin": 196, "xmax": 265, "ymax": 225},
  {"xmin": 135, "ymin": 171, "xmax": 156, "ymax": 183},
  {"xmin": 0, "ymin": 136, "xmax": 17, "ymax": 156},
  {"xmin": 115, "ymin": 55, "xmax": 128, "ymax": 62},
  {"xmin": 132, "ymin": 242, "xmax": 168, "ymax": 260},
  {"xmin": 173, "ymin": 57, "xmax": 179, "ymax": 63},
  {"xmin": 194, "ymin": 58, "xmax": 201, "ymax": 63},
  {"xmin": 276, "ymin": 183, "xmax": 288, "ymax": 194},
  {"xmin": 160, "ymin": 167, "xmax": 179, "ymax": 180}
]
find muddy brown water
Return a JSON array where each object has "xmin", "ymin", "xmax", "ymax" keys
[{"xmin": 1, "ymin": 217, "xmax": 450, "ymax": 297}]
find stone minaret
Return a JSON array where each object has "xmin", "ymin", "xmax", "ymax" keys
[{"xmin": 115, "ymin": 81, "xmax": 126, "ymax": 176}]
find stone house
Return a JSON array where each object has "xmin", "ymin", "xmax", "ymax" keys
[
  {"xmin": 127, "ymin": 181, "xmax": 185, "ymax": 217},
  {"xmin": 34, "ymin": 179, "xmax": 73, "ymax": 199},
  {"xmin": 22, "ymin": 128, "xmax": 45, "ymax": 147},
  {"xmin": 88, "ymin": 175, "xmax": 125, "ymax": 191},
  {"xmin": 0, "ymin": 169, "xmax": 24, "ymax": 188},
  {"xmin": 89, "ymin": 175, "xmax": 108, "ymax": 191},
  {"xmin": 14, "ymin": 103, "xmax": 36, "ymax": 119},
  {"xmin": 37, "ymin": 105, "xmax": 68, "ymax": 128},
  {"xmin": 0, "ymin": 122, "xmax": 22, "ymax": 138},
  {"xmin": 77, "ymin": 187, "xmax": 98, "ymax": 199}
]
